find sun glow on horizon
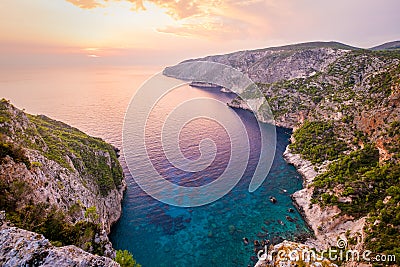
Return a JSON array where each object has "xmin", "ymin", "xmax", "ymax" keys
[
  {"xmin": 0, "ymin": 0, "xmax": 177, "ymax": 49},
  {"xmin": 0, "ymin": 0, "xmax": 399, "ymax": 68}
]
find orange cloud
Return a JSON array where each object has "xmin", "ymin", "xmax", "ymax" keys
[
  {"xmin": 157, "ymin": 15, "xmax": 248, "ymax": 40},
  {"xmin": 151, "ymin": 0, "xmax": 203, "ymax": 19},
  {"xmin": 64, "ymin": 0, "xmax": 219, "ymax": 19},
  {"xmin": 63, "ymin": 0, "xmax": 274, "ymax": 40},
  {"xmin": 65, "ymin": 0, "xmax": 104, "ymax": 9}
]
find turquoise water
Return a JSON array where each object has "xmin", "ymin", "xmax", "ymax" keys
[
  {"xmin": 0, "ymin": 67, "xmax": 310, "ymax": 267},
  {"xmin": 110, "ymin": 84, "xmax": 310, "ymax": 266}
]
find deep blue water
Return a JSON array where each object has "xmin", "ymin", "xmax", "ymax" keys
[
  {"xmin": 0, "ymin": 68, "xmax": 310, "ymax": 267},
  {"xmin": 110, "ymin": 83, "xmax": 310, "ymax": 267}
]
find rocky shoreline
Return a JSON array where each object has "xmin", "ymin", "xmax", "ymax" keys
[
  {"xmin": 283, "ymin": 146, "xmax": 366, "ymax": 252},
  {"xmin": 254, "ymin": 145, "xmax": 367, "ymax": 267},
  {"xmin": 219, "ymin": 84, "xmax": 366, "ymax": 252},
  {"xmin": 180, "ymin": 80, "xmax": 370, "ymax": 264}
]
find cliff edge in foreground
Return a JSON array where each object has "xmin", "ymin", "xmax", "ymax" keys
[
  {"xmin": 0, "ymin": 99, "xmax": 125, "ymax": 261},
  {"xmin": 0, "ymin": 220, "xmax": 119, "ymax": 267}
]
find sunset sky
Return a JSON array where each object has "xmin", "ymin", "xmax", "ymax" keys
[{"xmin": 1, "ymin": 0, "xmax": 399, "ymax": 68}]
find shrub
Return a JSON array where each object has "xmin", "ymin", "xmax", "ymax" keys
[
  {"xmin": 115, "ymin": 250, "xmax": 141, "ymax": 267},
  {"xmin": 0, "ymin": 136, "xmax": 31, "ymax": 169}
]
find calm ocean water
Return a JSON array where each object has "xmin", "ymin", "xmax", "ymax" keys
[{"xmin": 0, "ymin": 66, "xmax": 310, "ymax": 267}]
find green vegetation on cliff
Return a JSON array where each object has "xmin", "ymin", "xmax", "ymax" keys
[
  {"xmin": 0, "ymin": 176, "xmax": 107, "ymax": 255},
  {"xmin": 0, "ymin": 99, "xmax": 125, "ymax": 258},
  {"xmin": 0, "ymin": 98, "xmax": 123, "ymax": 195},
  {"xmin": 310, "ymin": 144, "xmax": 400, "ymax": 263},
  {"xmin": 364, "ymin": 164, "xmax": 400, "ymax": 262},
  {"xmin": 115, "ymin": 250, "xmax": 142, "ymax": 267},
  {"xmin": 289, "ymin": 121, "xmax": 347, "ymax": 164},
  {"xmin": 312, "ymin": 144, "xmax": 380, "ymax": 215},
  {"xmin": 28, "ymin": 114, "xmax": 123, "ymax": 195}
]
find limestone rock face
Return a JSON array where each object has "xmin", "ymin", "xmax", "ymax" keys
[
  {"xmin": 284, "ymin": 147, "xmax": 366, "ymax": 251},
  {"xmin": 0, "ymin": 99, "xmax": 125, "ymax": 233},
  {"xmin": 0, "ymin": 99, "xmax": 126, "ymax": 260},
  {"xmin": 0, "ymin": 153, "xmax": 125, "ymax": 234},
  {"xmin": 0, "ymin": 226, "xmax": 119, "ymax": 267},
  {"xmin": 180, "ymin": 44, "xmax": 349, "ymax": 84},
  {"xmin": 283, "ymin": 147, "xmax": 318, "ymax": 185}
]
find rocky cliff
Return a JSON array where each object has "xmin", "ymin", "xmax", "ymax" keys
[
  {"xmin": 181, "ymin": 42, "xmax": 355, "ymax": 85},
  {"xmin": 165, "ymin": 41, "xmax": 400, "ymax": 265},
  {"xmin": 0, "ymin": 99, "xmax": 125, "ymax": 260},
  {"xmin": 0, "ymin": 220, "xmax": 119, "ymax": 267},
  {"xmin": 283, "ymin": 147, "xmax": 366, "ymax": 253}
]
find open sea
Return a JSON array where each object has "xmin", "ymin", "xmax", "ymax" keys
[{"xmin": 0, "ymin": 66, "xmax": 310, "ymax": 267}]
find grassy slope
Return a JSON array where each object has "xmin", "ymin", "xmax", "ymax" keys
[{"xmin": 0, "ymin": 99, "xmax": 123, "ymax": 195}]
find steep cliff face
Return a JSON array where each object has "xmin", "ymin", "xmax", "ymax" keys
[
  {"xmin": 284, "ymin": 147, "xmax": 366, "ymax": 252},
  {"xmin": 182, "ymin": 42, "xmax": 354, "ymax": 84},
  {"xmin": 167, "ymin": 42, "xmax": 399, "ymax": 132},
  {"xmin": 0, "ymin": 99, "xmax": 125, "ymax": 257}
]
